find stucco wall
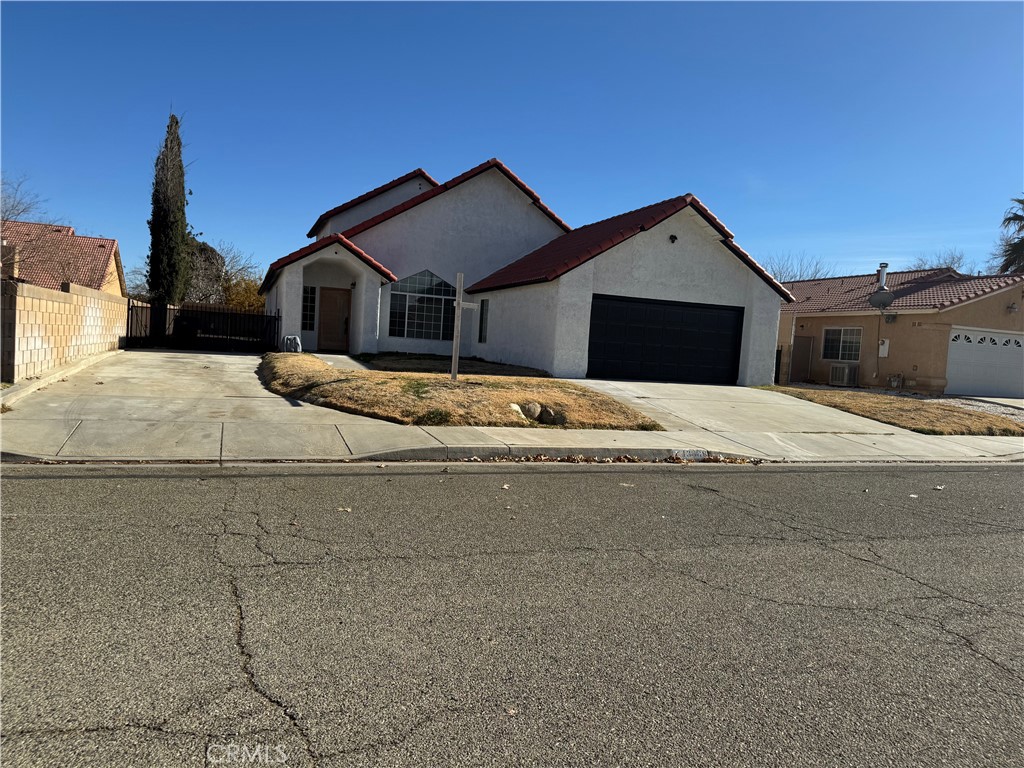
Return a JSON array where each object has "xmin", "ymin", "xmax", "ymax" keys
[
  {"xmin": 469, "ymin": 207, "xmax": 782, "ymax": 383},
  {"xmin": 316, "ymin": 176, "xmax": 434, "ymax": 239},
  {"xmin": 272, "ymin": 246, "xmax": 385, "ymax": 353},
  {"xmin": 352, "ymin": 168, "xmax": 565, "ymax": 288},
  {"xmin": 299, "ymin": 256, "xmax": 382, "ymax": 354},
  {"xmin": 100, "ymin": 252, "xmax": 125, "ymax": 297},
  {"xmin": 780, "ymin": 283, "xmax": 1024, "ymax": 393},
  {"xmin": 275, "ymin": 264, "xmax": 304, "ymax": 351},
  {"xmin": 352, "ymin": 168, "xmax": 565, "ymax": 355},
  {"xmin": 545, "ymin": 208, "xmax": 781, "ymax": 382},
  {"xmin": 1, "ymin": 280, "xmax": 129, "ymax": 383},
  {"xmin": 468, "ymin": 281, "xmax": 560, "ymax": 373}
]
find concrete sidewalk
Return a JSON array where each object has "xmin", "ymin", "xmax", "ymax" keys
[{"xmin": 1, "ymin": 351, "xmax": 1021, "ymax": 464}]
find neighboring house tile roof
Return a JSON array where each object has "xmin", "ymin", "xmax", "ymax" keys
[
  {"xmin": 339, "ymin": 158, "xmax": 572, "ymax": 239},
  {"xmin": 306, "ymin": 168, "xmax": 440, "ymax": 238},
  {"xmin": 466, "ymin": 194, "xmax": 793, "ymax": 300},
  {"xmin": 259, "ymin": 233, "xmax": 397, "ymax": 294},
  {"xmin": 782, "ymin": 269, "xmax": 1024, "ymax": 313},
  {"xmin": 1, "ymin": 219, "xmax": 126, "ymax": 296}
]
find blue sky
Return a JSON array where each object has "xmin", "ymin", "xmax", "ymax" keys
[{"xmin": 2, "ymin": 1, "xmax": 1021, "ymax": 279}]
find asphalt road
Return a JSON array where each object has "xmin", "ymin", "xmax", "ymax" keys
[{"xmin": 1, "ymin": 462, "xmax": 1021, "ymax": 767}]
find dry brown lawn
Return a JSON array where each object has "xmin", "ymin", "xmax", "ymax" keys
[
  {"xmin": 259, "ymin": 353, "xmax": 663, "ymax": 430},
  {"xmin": 764, "ymin": 385, "xmax": 1024, "ymax": 436},
  {"xmin": 356, "ymin": 352, "xmax": 550, "ymax": 377}
]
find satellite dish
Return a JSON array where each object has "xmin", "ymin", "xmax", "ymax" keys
[{"xmin": 868, "ymin": 290, "xmax": 895, "ymax": 309}]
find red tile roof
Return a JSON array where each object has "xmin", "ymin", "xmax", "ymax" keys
[
  {"xmin": 258, "ymin": 233, "xmax": 397, "ymax": 294},
  {"xmin": 306, "ymin": 168, "xmax": 440, "ymax": 238},
  {"xmin": 339, "ymin": 158, "xmax": 571, "ymax": 239},
  {"xmin": 466, "ymin": 195, "xmax": 793, "ymax": 300},
  {"xmin": 1, "ymin": 220, "xmax": 125, "ymax": 295},
  {"xmin": 782, "ymin": 269, "xmax": 1024, "ymax": 313}
]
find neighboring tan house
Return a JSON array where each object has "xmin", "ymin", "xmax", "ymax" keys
[
  {"xmin": 261, "ymin": 158, "xmax": 792, "ymax": 384},
  {"xmin": 1, "ymin": 220, "xmax": 127, "ymax": 297},
  {"xmin": 778, "ymin": 266, "xmax": 1024, "ymax": 397}
]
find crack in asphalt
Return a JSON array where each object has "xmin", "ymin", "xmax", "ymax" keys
[
  {"xmin": 34, "ymin": 474, "xmax": 1009, "ymax": 757},
  {"xmin": 673, "ymin": 482, "xmax": 1024, "ymax": 685},
  {"xmin": 645, "ymin": 551, "xmax": 1024, "ymax": 689},
  {"xmin": 0, "ymin": 721, "xmax": 204, "ymax": 741},
  {"xmin": 229, "ymin": 578, "xmax": 319, "ymax": 765},
  {"xmin": 200, "ymin": 479, "xmax": 321, "ymax": 764},
  {"xmin": 328, "ymin": 705, "xmax": 463, "ymax": 758},
  {"xmin": 686, "ymin": 482, "xmax": 1014, "ymax": 615}
]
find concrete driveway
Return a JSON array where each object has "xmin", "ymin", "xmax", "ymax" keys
[
  {"xmin": 579, "ymin": 379, "xmax": 899, "ymax": 432},
  {"xmin": 577, "ymin": 379, "xmax": 1024, "ymax": 461},
  {"xmin": 0, "ymin": 350, "xmax": 418, "ymax": 462},
  {"xmin": 2, "ymin": 353, "xmax": 1020, "ymax": 464}
]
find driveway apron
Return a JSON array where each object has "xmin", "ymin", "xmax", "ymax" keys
[{"xmin": 0, "ymin": 351, "xmax": 385, "ymax": 461}]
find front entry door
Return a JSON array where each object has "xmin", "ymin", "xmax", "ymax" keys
[{"xmin": 317, "ymin": 288, "xmax": 351, "ymax": 352}]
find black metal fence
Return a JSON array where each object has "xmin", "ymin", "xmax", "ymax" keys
[{"xmin": 127, "ymin": 300, "xmax": 280, "ymax": 353}]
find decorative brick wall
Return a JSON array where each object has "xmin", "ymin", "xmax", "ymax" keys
[{"xmin": 1, "ymin": 280, "xmax": 136, "ymax": 383}]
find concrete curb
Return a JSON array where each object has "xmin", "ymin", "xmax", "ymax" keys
[
  {"xmin": 1, "ymin": 350, "xmax": 123, "ymax": 408},
  {"xmin": 279, "ymin": 446, "xmax": 742, "ymax": 464}
]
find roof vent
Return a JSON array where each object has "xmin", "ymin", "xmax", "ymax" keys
[{"xmin": 869, "ymin": 263, "xmax": 895, "ymax": 309}]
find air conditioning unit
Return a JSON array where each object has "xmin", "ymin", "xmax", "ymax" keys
[{"xmin": 829, "ymin": 363, "xmax": 859, "ymax": 387}]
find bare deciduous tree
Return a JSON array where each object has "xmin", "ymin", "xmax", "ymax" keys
[
  {"xmin": 1, "ymin": 174, "xmax": 48, "ymax": 222},
  {"xmin": 183, "ymin": 237, "xmax": 226, "ymax": 304},
  {"xmin": 907, "ymin": 247, "xmax": 973, "ymax": 273},
  {"xmin": 760, "ymin": 251, "xmax": 836, "ymax": 283},
  {"xmin": 0, "ymin": 175, "xmax": 95, "ymax": 287},
  {"xmin": 218, "ymin": 241, "xmax": 265, "ymax": 311},
  {"xmin": 125, "ymin": 264, "xmax": 152, "ymax": 301}
]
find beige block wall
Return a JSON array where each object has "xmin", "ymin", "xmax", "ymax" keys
[
  {"xmin": 1, "ymin": 280, "xmax": 134, "ymax": 383},
  {"xmin": 777, "ymin": 285, "xmax": 1024, "ymax": 393}
]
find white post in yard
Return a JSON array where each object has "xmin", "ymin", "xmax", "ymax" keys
[{"xmin": 450, "ymin": 272, "xmax": 478, "ymax": 382}]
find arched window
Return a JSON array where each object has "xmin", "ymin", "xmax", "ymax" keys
[{"xmin": 388, "ymin": 271, "xmax": 456, "ymax": 340}]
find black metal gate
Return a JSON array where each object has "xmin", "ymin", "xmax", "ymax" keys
[{"xmin": 127, "ymin": 300, "xmax": 281, "ymax": 353}]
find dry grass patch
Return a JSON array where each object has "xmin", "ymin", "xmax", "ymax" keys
[
  {"xmin": 356, "ymin": 352, "xmax": 550, "ymax": 377},
  {"xmin": 764, "ymin": 385, "xmax": 1024, "ymax": 436},
  {"xmin": 259, "ymin": 353, "xmax": 662, "ymax": 430}
]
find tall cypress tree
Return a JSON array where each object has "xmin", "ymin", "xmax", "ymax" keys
[{"xmin": 147, "ymin": 114, "xmax": 190, "ymax": 303}]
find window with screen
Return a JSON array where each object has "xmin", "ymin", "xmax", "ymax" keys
[
  {"xmin": 388, "ymin": 271, "xmax": 456, "ymax": 340},
  {"xmin": 822, "ymin": 327, "xmax": 862, "ymax": 361}
]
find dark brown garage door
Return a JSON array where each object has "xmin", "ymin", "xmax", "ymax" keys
[{"xmin": 587, "ymin": 294, "xmax": 744, "ymax": 384}]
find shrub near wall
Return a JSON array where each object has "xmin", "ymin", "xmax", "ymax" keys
[{"xmin": 1, "ymin": 280, "xmax": 133, "ymax": 383}]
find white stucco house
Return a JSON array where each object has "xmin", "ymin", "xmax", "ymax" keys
[{"xmin": 260, "ymin": 158, "xmax": 793, "ymax": 384}]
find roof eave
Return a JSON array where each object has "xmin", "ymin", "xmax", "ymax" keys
[
  {"xmin": 305, "ymin": 168, "xmax": 440, "ymax": 238},
  {"xmin": 259, "ymin": 234, "xmax": 397, "ymax": 295}
]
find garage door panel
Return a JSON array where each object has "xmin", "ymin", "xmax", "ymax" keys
[
  {"xmin": 945, "ymin": 329, "xmax": 1024, "ymax": 397},
  {"xmin": 587, "ymin": 294, "xmax": 744, "ymax": 384}
]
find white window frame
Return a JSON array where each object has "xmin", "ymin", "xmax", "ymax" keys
[
  {"xmin": 822, "ymin": 326, "xmax": 862, "ymax": 362},
  {"xmin": 388, "ymin": 271, "xmax": 456, "ymax": 340},
  {"xmin": 301, "ymin": 286, "xmax": 316, "ymax": 332}
]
